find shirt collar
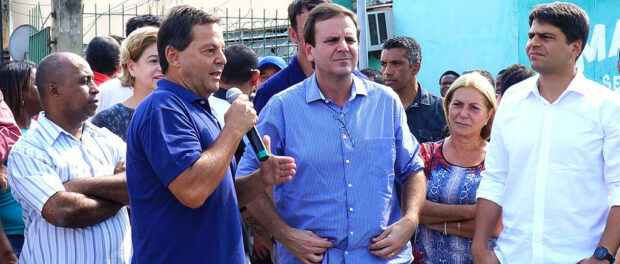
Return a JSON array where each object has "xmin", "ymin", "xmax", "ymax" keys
[
  {"xmin": 37, "ymin": 113, "xmax": 97, "ymax": 145},
  {"xmin": 564, "ymin": 70, "xmax": 588, "ymax": 96},
  {"xmin": 304, "ymin": 73, "xmax": 367, "ymax": 104},
  {"xmin": 157, "ymin": 78, "xmax": 213, "ymax": 114},
  {"xmin": 527, "ymin": 70, "xmax": 588, "ymax": 99},
  {"xmin": 408, "ymin": 83, "xmax": 430, "ymax": 108},
  {"xmin": 288, "ymin": 54, "xmax": 308, "ymax": 81},
  {"xmin": 289, "ymin": 54, "xmax": 299, "ymax": 68},
  {"xmin": 158, "ymin": 78, "xmax": 210, "ymax": 102}
]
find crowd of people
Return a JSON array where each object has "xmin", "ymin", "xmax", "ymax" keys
[{"xmin": 0, "ymin": 0, "xmax": 618, "ymax": 263}]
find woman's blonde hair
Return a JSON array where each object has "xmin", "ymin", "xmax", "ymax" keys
[
  {"xmin": 119, "ymin": 26, "xmax": 159, "ymax": 87},
  {"xmin": 443, "ymin": 72, "xmax": 497, "ymax": 139}
]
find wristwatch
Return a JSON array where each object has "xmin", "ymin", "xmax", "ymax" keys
[{"xmin": 594, "ymin": 246, "xmax": 615, "ymax": 264}]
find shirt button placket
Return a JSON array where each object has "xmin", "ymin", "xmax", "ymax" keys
[
  {"xmin": 532, "ymin": 103, "xmax": 553, "ymax": 261},
  {"xmin": 344, "ymin": 151, "xmax": 354, "ymax": 244}
]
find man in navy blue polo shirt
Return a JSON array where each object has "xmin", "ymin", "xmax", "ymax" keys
[{"xmin": 125, "ymin": 5, "xmax": 296, "ymax": 264}]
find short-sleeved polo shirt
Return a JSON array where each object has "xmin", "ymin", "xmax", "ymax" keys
[{"xmin": 126, "ymin": 79, "xmax": 244, "ymax": 264}]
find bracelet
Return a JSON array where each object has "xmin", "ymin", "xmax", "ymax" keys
[
  {"xmin": 457, "ymin": 221, "xmax": 461, "ymax": 236},
  {"xmin": 443, "ymin": 222, "xmax": 448, "ymax": 235}
]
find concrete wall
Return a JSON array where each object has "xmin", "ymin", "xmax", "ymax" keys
[
  {"xmin": 333, "ymin": 0, "xmax": 354, "ymax": 10},
  {"xmin": 517, "ymin": 0, "xmax": 620, "ymax": 91},
  {"xmin": 392, "ymin": 0, "xmax": 620, "ymax": 95}
]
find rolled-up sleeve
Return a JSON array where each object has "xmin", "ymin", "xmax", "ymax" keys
[
  {"xmin": 236, "ymin": 144, "xmax": 259, "ymax": 178},
  {"xmin": 394, "ymin": 101, "xmax": 423, "ymax": 184},
  {"xmin": 476, "ymin": 113, "xmax": 508, "ymax": 207},
  {"xmin": 603, "ymin": 101, "xmax": 620, "ymax": 206},
  {"xmin": 7, "ymin": 150, "xmax": 65, "ymax": 214}
]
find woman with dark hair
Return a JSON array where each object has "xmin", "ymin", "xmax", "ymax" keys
[
  {"xmin": 414, "ymin": 72, "xmax": 502, "ymax": 263},
  {"xmin": 0, "ymin": 60, "xmax": 42, "ymax": 263},
  {"xmin": 0, "ymin": 61, "xmax": 41, "ymax": 131}
]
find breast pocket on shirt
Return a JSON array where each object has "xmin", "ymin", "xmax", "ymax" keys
[{"xmin": 361, "ymin": 138, "xmax": 396, "ymax": 195}]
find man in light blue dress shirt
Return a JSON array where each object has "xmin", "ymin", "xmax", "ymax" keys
[
  {"xmin": 237, "ymin": 3, "xmax": 427, "ymax": 264},
  {"xmin": 8, "ymin": 52, "xmax": 131, "ymax": 264}
]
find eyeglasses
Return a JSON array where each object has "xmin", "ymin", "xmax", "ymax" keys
[
  {"xmin": 331, "ymin": 114, "xmax": 354, "ymax": 149},
  {"xmin": 324, "ymin": 100, "xmax": 355, "ymax": 148}
]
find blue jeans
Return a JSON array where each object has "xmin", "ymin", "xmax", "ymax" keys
[
  {"xmin": 0, "ymin": 235, "xmax": 23, "ymax": 263},
  {"xmin": 7, "ymin": 235, "xmax": 23, "ymax": 257}
]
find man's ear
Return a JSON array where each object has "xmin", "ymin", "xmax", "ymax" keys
[
  {"xmin": 304, "ymin": 42, "xmax": 314, "ymax": 63},
  {"xmin": 47, "ymin": 83, "xmax": 60, "ymax": 97},
  {"xmin": 289, "ymin": 27, "xmax": 300, "ymax": 45},
  {"xmin": 412, "ymin": 61, "xmax": 421, "ymax": 75},
  {"xmin": 165, "ymin": 46, "xmax": 181, "ymax": 70},
  {"xmin": 251, "ymin": 70, "xmax": 260, "ymax": 86},
  {"xmin": 570, "ymin": 40, "xmax": 583, "ymax": 61}
]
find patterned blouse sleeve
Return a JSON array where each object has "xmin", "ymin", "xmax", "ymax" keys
[{"xmin": 418, "ymin": 142, "xmax": 433, "ymax": 180}]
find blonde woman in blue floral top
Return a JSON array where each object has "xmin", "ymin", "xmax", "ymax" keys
[
  {"xmin": 92, "ymin": 27, "xmax": 163, "ymax": 140},
  {"xmin": 413, "ymin": 73, "xmax": 502, "ymax": 264}
]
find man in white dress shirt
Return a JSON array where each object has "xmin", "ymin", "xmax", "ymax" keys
[
  {"xmin": 7, "ymin": 52, "xmax": 131, "ymax": 264},
  {"xmin": 472, "ymin": 2, "xmax": 620, "ymax": 264}
]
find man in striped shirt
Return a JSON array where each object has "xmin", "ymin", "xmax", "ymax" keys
[
  {"xmin": 7, "ymin": 52, "xmax": 131, "ymax": 264},
  {"xmin": 238, "ymin": 4, "xmax": 427, "ymax": 263}
]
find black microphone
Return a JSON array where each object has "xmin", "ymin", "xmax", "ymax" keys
[{"xmin": 226, "ymin": 88, "xmax": 269, "ymax": 162}]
